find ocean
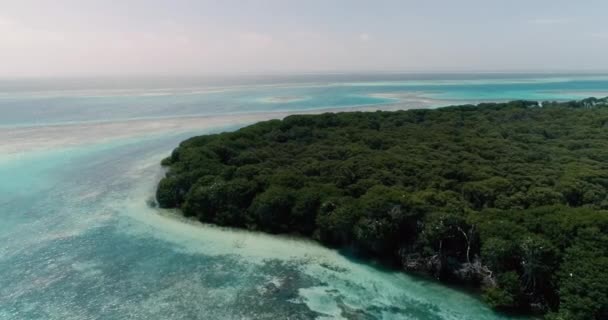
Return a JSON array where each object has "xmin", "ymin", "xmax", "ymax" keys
[{"xmin": 1, "ymin": 73, "xmax": 606, "ymax": 319}]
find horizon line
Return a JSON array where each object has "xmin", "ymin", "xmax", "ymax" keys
[{"xmin": 3, "ymin": 70, "xmax": 608, "ymax": 80}]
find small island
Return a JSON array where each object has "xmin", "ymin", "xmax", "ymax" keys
[{"xmin": 157, "ymin": 98, "xmax": 608, "ymax": 319}]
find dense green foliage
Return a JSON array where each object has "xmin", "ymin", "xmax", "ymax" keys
[{"xmin": 158, "ymin": 98, "xmax": 608, "ymax": 319}]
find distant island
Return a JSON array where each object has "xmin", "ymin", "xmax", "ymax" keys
[{"xmin": 157, "ymin": 98, "xmax": 608, "ymax": 319}]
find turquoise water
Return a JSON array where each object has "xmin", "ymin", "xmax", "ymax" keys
[
  {"xmin": 2, "ymin": 74, "xmax": 608, "ymax": 127},
  {"xmin": 2, "ymin": 74, "xmax": 606, "ymax": 319}
]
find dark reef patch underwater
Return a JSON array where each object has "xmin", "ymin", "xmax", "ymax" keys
[{"xmin": 158, "ymin": 97, "xmax": 608, "ymax": 319}]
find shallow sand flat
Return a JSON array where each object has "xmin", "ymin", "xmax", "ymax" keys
[
  {"xmin": 257, "ymin": 95, "xmax": 310, "ymax": 103},
  {"xmin": 542, "ymin": 90, "xmax": 608, "ymax": 99},
  {"xmin": 0, "ymin": 113, "xmax": 271, "ymax": 155},
  {"xmin": 0, "ymin": 104, "xmax": 421, "ymax": 155}
]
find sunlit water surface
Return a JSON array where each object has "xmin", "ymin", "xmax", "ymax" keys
[{"xmin": 3, "ymin": 74, "xmax": 606, "ymax": 319}]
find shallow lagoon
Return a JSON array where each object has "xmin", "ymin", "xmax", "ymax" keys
[
  {"xmin": 3, "ymin": 74, "xmax": 605, "ymax": 319},
  {"xmin": 0, "ymin": 130, "xmax": 523, "ymax": 320},
  {"xmin": 2, "ymin": 74, "xmax": 608, "ymax": 127}
]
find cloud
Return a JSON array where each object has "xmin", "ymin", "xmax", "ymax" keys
[
  {"xmin": 0, "ymin": 18, "xmax": 66, "ymax": 47},
  {"xmin": 359, "ymin": 33, "xmax": 371, "ymax": 42},
  {"xmin": 528, "ymin": 18, "xmax": 571, "ymax": 25},
  {"xmin": 0, "ymin": 17, "xmax": 16, "ymax": 27},
  {"xmin": 238, "ymin": 32, "xmax": 274, "ymax": 50},
  {"xmin": 589, "ymin": 32, "xmax": 608, "ymax": 39}
]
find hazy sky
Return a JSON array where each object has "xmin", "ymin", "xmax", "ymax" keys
[{"xmin": 1, "ymin": 0, "xmax": 608, "ymax": 77}]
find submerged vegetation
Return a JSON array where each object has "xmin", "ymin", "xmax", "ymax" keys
[{"xmin": 157, "ymin": 97, "xmax": 608, "ymax": 319}]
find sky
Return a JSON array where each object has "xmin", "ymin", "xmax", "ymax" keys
[{"xmin": 1, "ymin": 0, "xmax": 608, "ymax": 77}]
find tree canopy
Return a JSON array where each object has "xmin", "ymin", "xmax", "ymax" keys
[{"xmin": 158, "ymin": 97, "xmax": 608, "ymax": 319}]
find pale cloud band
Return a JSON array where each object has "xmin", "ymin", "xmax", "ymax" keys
[{"xmin": 0, "ymin": 0, "xmax": 607, "ymax": 77}]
